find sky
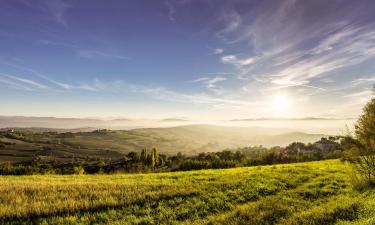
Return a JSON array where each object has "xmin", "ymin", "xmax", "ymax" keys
[{"xmin": 1, "ymin": 0, "xmax": 375, "ymax": 121}]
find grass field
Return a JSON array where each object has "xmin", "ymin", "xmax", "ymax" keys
[{"xmin": 0, "ymin": 160, "xmax": 374, "ymax": 225}]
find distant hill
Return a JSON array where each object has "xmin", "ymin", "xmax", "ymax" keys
[
  {"xmin": 230, "ymin": 117, "xmax": 356, "ymax": 121},
  {"xmin": 159, "ymin": 118, "xmax": 190, "ymax": 122},
  {"xmin": 131, "ymin": 125, "xmax": 324, "ymax": 154},
  {"xmin": 0, "ymin": 127, "xmax": 97, "ymax": 133},
  {"xmin": 0, "ymin": 116, "xmax": 133, "ymax": 129},
  {"xmin": 0, "ymin": 125, "xmax": 325, "ymax": 162}
]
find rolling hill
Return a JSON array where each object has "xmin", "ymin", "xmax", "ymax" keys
[{"xmin": 0, "ymin": 125, "xmax": 325, "ymax": 162}]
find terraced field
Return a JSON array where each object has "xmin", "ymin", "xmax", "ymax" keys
[{"xmin": 0, "ymin": 160, "xmax": 374, "ymax": 224}]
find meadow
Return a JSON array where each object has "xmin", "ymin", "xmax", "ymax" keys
[{"xmin": 0, "ymin": 160, "xmax": 374, "ymax": 225}]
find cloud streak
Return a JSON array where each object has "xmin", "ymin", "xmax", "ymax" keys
[
  {"xmin": 76, "ymin": 50, "xmax": 130, "ymax": 60},
  {"xmin": 207, "ymin": 0, "xmax": 375, "ymax": 114},
  {"xmin": 0, "ymin": 61, "xmax": 256, "ymax": 109},
  {"xmin": 38, "ymin": 40, "xmax": 130, "ymax": 61}
]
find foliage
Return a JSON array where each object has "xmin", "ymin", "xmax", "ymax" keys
[{"xmin": 352, "ymin": 89, "xmax": 375, "ymax": 185}]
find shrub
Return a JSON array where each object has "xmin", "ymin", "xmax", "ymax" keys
[
  {"xmin": 73, "ymin": 166, "xmax": 85, "ymax": 175},
  {"xmin": 178, "ymin": 160, "xmax": 210, "ymax": 171}
]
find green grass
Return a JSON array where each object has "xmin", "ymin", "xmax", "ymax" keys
[{"xmin": 0, "ymin": 160, "xmax": 373, "ymax": 224}]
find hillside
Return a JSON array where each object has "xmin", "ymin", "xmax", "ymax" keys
[
  {"xmin": 0, "ymin": 160, "xmax": 373, "ymax": 224},
  {"xmin": 0, "ymin": 125, "xmax": 324, "ymax": 162}
]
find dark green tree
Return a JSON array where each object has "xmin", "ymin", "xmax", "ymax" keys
[
  {"xmin": 146, "ymin": 153, "xmax": 152, "ymax": 166},
  {"xmin": 126, "ymin": 152, "xmax": 139, "ymax": 162},
  {"xmin": 140, "ymin": 148, "xmax": 147, "ymax": 164}
]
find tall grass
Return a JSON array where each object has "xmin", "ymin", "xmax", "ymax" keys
[{"xmin": 0, "ymin": 160, "xmax": 373, "ymax": 224}]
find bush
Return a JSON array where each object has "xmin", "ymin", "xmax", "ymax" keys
[
  {"xmin": 73, "ymin": 166, "xmax": 85, "ymax": 175},
  {"xmin": 178, "ymin": 160, "xmax": 210, "ymax": 171}
]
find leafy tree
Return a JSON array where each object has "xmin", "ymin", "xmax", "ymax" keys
[
  {"xmin": 126, "ymin": 152, "xmax": 139, "ymax": 162},
  {"xmin": 159, "ymin": 154, "xmax": 167, "ymax": 166},
  {"xmin": 354, "ymin": 88, "xmax": 375, "ymax": 184}
]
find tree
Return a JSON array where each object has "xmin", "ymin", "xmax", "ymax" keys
[
  {"xmin": 73, "ymin": 166, "xmax": 85, "ymax": 175},
  {"xmin": 151, "ymin": 150, "xmax": 155, "ymax": 167},
  {"xmin": 146, "ymin": 153, "xmax": 152, "ymax": 166},
  {"xmin": 126, "ymin": 152, "xmax": 139, "ymax": 162},
  {"xmin": 354, "ymin": 88, "xmax": 375, "ymax": 184},
  {"xmin": 140, "ymin": 148, "xmax": 147, "ymax": 164},
  {"xmin": 151, "ymin": 147, "xmax": 159, "ymax": 167}
]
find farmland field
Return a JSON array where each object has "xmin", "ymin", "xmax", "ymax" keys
[{"xmin": 0, "ymin": 160, "xmax": 374, "ymax": 225}]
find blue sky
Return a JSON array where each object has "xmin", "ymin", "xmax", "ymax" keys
[{"xmin": 1, "ymin": 0, "xmax": 375, "ymax": 120}]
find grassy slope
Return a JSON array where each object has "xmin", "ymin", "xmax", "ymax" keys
[{"xmin": 0, "ymin": 160, "xmax": 373, "ymax": 225}]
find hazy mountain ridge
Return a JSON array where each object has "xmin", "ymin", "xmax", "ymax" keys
[
  {"xmin": 230, "ymin": 117, "xmax": 356, "ymax": 121},
  {"xmin": 0, "ymin": 116, "xmax": 354, "ymax": 135},
  {"xmin": 0, "ymin": 116, "xmax": 133, "ymax": 129}
]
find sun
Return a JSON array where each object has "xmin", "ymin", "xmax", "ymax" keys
[{"xmin": 272, "ymin": 95, "xmax": 290, "ymax": 114}]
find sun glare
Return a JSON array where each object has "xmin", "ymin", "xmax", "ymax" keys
[{"xmin": 272, "ymin": 95, "xmax": 290, "ymax": 114}]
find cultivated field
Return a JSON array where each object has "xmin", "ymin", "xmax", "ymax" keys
[{"xmin": 0, "ymin": 160, "xmax": 374, "ymax": 225}]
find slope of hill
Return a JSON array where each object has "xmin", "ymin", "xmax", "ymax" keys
[
  {"xmin": 0, "ymin": 160, "xmax": 373, "ymax": 224},
  {"xmin": 0, "ymin": 125, "xmax": 325, "ymax": 162}
]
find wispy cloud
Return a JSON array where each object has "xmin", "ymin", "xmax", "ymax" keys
[
  {"xmin": 0, "ymin": 60, "xmax": 100, "ymax": 92},
  {"xmin": 76, "ymin": 50, "xmax": 130, "ymax": 60},
  {"xmin": 0, "ymin": 60, "xmax": 256, "ymax": 109},
  {"xmin": 267, "ymin": 26, "xmax": 375, "ymax": 86},
  {"xmin": 344, "ymin": 90, "xmax": 373, "ymax": 98},
  {"xmin": 43, "ymin": 0, "xmax": 71, "ymax": 26},
  {"xmin": 213, "ymin": 48, "xmax": 224, "ymax": 55},
  {"xmin": 38, "ymin": 40, "xmax": 130, "ymax": 61},
  {"xmin": 21, "ymin": 0, "xmax": 71, "ymax": 27},
  {"xmin": 221, "ymin": 55, "xmax": 255, "ymax": 67},
  {"xmin": 221, "ymin": 24, "xmax": 375, "ymax": 90},
  {"xmin": 351, "ymin": 76, "xmax": 375, "ymax": 87},
  {"xmin": 0, "ymin": 73, "xmax": 46, "ymax": 91},
  {"xmin": 216, "ymin": 9, "xmax": 241, "ymax": 41},
  {"xmin": 165, "ymin": 1, "xmax": 176, "ymax": 21},
  {"xmin": 192, "ymin": 76, "xmax": 227, "ymax": 94},
  {"xmin": 0, "ymin": 76, "xmax": 33, "ymax": 91},
  {"xmin": 342, "ymin": 89, "xmax": 374, "ymax": 110},
  {"xmin": 213, "ymin": 0, "xmax": 375, "ymax": 104},
  {"xmin": 37, "ymin": 39, "xmax": 76, "ymax": 48},
  {"xmin": 59, "ymin": 79, "xmax": 259, "ymax": 108}
]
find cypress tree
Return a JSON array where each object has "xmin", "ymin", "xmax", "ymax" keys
[
  {"xmin": 140, "ymin": 148, "xmax": 147, "ymax": 164},
  {"xmin": 151, "ymin": 147, "xmax": 159, "ymax": 167}
]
